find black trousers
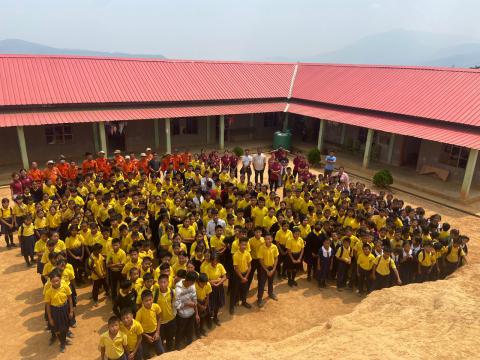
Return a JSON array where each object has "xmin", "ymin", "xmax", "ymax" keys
[
  {"xmin": 92, "ymin": 278, "xmax": 109, "ymax": 302},
  {"xmin": 255, "ymin": 169, "xmax": 264, "ymax": 184},
  {"xmin": 257, "ymin": 266, "xmax": 274, "ymax": 300},
  {"xmin": 108, "ymin": 270, "xmax": 122, "ymax": 299},
  {"xmin": 269, "ymin": 179, "xmax": 278, "ymax": 192},
  {"xmin": 357, "ymin": 268, "xmax": 373, "ymax": 293},
  {"xmin": 247, "ymin": 259, "xmax": 259, "ymax": 290},
  {"xmin": 160, "ymin": 319, "xmax": 177, "ymax": 352},
  {"xmin": 374, "ymin": 273, "xmax": 390, "ymax": 290},
  {"xmin": 336, "ymin": 261, "xmax": 349, "ymax": 288},
  {"xmin": 241, "ymin": 166, "xmax": 252, "ymax": 182},
  {"xmin": 230, "ymin": 272, "xmax": 248, "ymax": 309},
  {"xmin": 175, "ymin": 314, "xmax": 195, "ymax": 350}
]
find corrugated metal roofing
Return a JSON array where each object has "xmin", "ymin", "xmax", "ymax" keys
[
  {"xmin": 0, "ymin": 55, "xmax": 295, "ymax": 107},
  {"xmin": 288, "ymin": 101, "xmax": 480, "ymax": 150},
  {"xmin": 293, "ymin": 63, "xmax": 480, "ymax": 126},
  {"xmin": 0, "ymin": 101, "xmax": 286, "ymax": 127}
]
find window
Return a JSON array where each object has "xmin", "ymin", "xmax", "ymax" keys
[
  {"xmin": 45, "ymin": 124, "xmax": 72, "ymax": 145},
  {"xmin": 440, "ymin": 144, "xmax": 469, "ymax": 168},
  {"xmin": 172, "ymin": 118, "xmax": 198, "ymax": 135}
]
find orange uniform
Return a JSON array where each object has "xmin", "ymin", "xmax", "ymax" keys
[
  {"xmin": 138, "ymin": 159, "xmax": 149, "ymax": 174},
  {"xmin": 56, "ymin": 163, "xmax": 70, "ymax": 179},
  {"xmin": 28, "ymin": 168, "xmax": 44, "ymax": 182},
  {"xmin": 181, "ymin": 152, "xmax": 192, "ymax": 165},
  {"xmin": 96, "ymin": 157, "xmax": 111, "ymax": 176},
  {"xmin": 122, "ymin": 161, "xmax": 136, "ymax": 176},
  {"xmin": 114, "ymin": 155, "xmax": 125, "ymax": 167},
  {"xmin": 43, "ymin": 167, "xmax": 59, "ymax": 183},
  {"xmin": 82, "ymin": 159, "xmax": 97, "ymax": 175},
  {"xmin": 68, "ymin": 165, "xmax": 78, "ymax": 180}
]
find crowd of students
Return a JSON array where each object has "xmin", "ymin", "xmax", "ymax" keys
[{"xmin": 3, "ymin": 146, "xmax": 469, "ymax": 359}]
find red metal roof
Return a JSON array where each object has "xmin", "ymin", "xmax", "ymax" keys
[
  {"xmin": 293, "ymin": 63, "xmax": 480, "ymax": 126},
  {"xmin": 288, "ymin": 101, "xmax": 480, "ymax": 150},
  {"xmin": 0, "ymin": 101, "xmax": 286, "ymax": 127},
  {"xmin": 0, "ymin": 55, "xmax": 295, "ymax": 107}
]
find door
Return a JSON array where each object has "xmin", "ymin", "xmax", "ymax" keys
[
  {"xmin": 400, "ymin": 136, "xmax": 421, "ymax": 168},
  {"xmin": 105, "ymin": 121, "xmax": 127, "ymax": 152}
]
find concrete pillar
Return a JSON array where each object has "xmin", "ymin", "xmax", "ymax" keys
[
  {"xmin": 98, "ymin": 122, "xmax": 107, "ymax": 157},
  {"xmin": 317, "ymin": 119, "xmax": 326, "ymax": 151},
  {"xmin": 387, "ymin": 133, "xmax": 396, "ymax": 164},
  {"xmin": 165, "ymin": 118, "xmax": 171, "ymax": 154},
  {"xmin": 340, "ymin": 124, "xmax": 346, "ymax": 146},
  {"xmin": 206, "ymin": 116, "xmax": 211, "ymax": 144},
  {"xmin": 153, "ymin": 119, "xmax": 160, "ymax": 150},
  {"xmin": 249, "ymin": 114, "xmax": 254, "ymax": 140},
  {"xmin": 92, "ymin": 123, "xmax": 99, "ymax": 153},
  {"xmin": 283, "ymin": 113, "xmax": 289, "ymax": 132},
  {"xmin": 460, "ymin": 148, "xmax": 478, "ymax": 199},
  {"xmin": 219, "ymin": 115, "xmax": 225, "ymax": 150},
  {"xmin": 362, "ymin": 128, "xmax": 374, "ymax": 168},
  {"xmin": 16, "ymin": 126, "xmax": 29, "ymax": 169}
]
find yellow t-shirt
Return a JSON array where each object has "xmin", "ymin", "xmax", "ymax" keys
[
  {"xmin": 375, "ymin": 255, "xmax": 396, "ymax": 276},
  {"xmin": 178, "ymin": 225, "xmax": 196, "ymax": 240},
  {"xmin": 252, "ymin": 206, "xmax": 268, "ymax": 227},
  {"xmin": 122, "ymin": 260, "xmax": 142, "ymax": 278},
  {"xmin": 88, "ymin": 254, "xmax": 106, "ymax": 280},
  {"xmin": 233, "ymin": 250, "xmax": 252, "ymax": 273},
  {"xmin": 210, "ymin": 235, "xmax": 225, "ymax": 250},
  {"xmin": 156, "ymin": 288, "xmax": 175, "ymax": 324},
  {"xmin": 335, "ymin": 246, "xmax": 352, "ymax": 262},
  {"xmin": 44, "ymin": 283, "xmax": 72, "ymax": 306},
  {"xmin": 248, "ymin": 236, "xmax": 265, "ymax": 259},
  {"xmin": 262, "ymin": 216, "xmax": 277, "ymax": 230},
  {"xmin": 257, "ymin": 243, "xmax": 279, "ymax": 267},
  {"xmin": 107, "ymin": 249, "xmax": 127, "ymax": 270},
  {"xmin": 119, "ymin": 319, "xmax": 143, "ymax": 352},
  {"xmin": 195, "ymin": 282, "xmax": 212, "ymax": 301},
  {"xmin": 286, "ymin": 236, "xmax": 304, "ymax": 253},
  {"xmin": 418, "ymin": 250, "xmax": 436, "ymax": 267},
  {"xmin": 19, "ymin": 223, "xmax": 35, "ymax": 237},
  {"xmin": 357, "ymin": 252, "xmax": 376, "ymax": 271},
  {"xmin": 275, "ymin": 229, "xmax": 292, "ymax": 246},
  {"xmin": 99, "ymin": 330, "xmax": 127, "ymax": 359},
  {"xmin": 204, "ymin": 263, "xmax": 227, "ymax": 281},
  {"xmin": 445, "ymin": 246, "xmax": 465, "ymax": 264},
  {"xmin": 65, "ymin": 235, "xmax": 83, "ymax": 249},
  {"xmin": 135, "ymin": 303, "xmax": 161, "ymax": 333}
]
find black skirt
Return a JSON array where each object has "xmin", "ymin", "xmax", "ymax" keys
[
  {"xmin": 208, "ymin": 284, "xmax": 225, "ymax": 314},
  {"xmin": 20, "ymin": 234, "xmax": 36, "ymax": 257},
  {"xmin": 50, "ymin": 302, "xmax": 70, "ymax": 332},
  {"xmin": 286, "ymin": 252, "xmax": 303, "ymax": 271},
  {"xmin": 1, "ymin": 218, "xmax": 13, "ymax": 234}
]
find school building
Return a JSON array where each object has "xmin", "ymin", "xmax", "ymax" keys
[{"xmin": 0, "ymin": 55, "xmax": 479, "ymax": 201}]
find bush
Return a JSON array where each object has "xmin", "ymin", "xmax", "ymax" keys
[
  {"xmin": 373, "ymin": 169, "xmax": 393, "ymax": 187},
  {"xmin": 232, "ymin": 146, "xmax": 244, "ymax": 157},
  {"xmin": 307, "ymin": 148, "xmax": 321, "ymax": 165}
]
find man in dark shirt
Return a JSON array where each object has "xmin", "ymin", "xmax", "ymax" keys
[{"xmin": 148, "ymin": 153, "xmax": 161, "ymax": 176}]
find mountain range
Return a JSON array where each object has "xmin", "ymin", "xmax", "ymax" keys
[{"xmin": 1, "ymin": 29, "xmax": 480, "ymax": 68}]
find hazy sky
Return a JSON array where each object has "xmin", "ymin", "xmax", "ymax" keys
[{"xmin": 1, "ymin": 0, "xmax": 479, "ymax": 60}]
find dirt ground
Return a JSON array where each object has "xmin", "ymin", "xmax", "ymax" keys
[{"xmin": 1, "ymin": 174, "xmax": 478, "ymax": 360}]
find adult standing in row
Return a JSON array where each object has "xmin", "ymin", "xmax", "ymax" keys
[
  {"xmin": 252, "ymin": 148, "xmax": 266, "ymax": 184},
  {"xmin": 240, "ymin": 149, "xmax": 253, "ymax": 183}
]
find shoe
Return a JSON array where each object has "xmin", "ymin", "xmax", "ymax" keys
[
  {"xmin": 60, "ymin": 345, "xmax": 65, "ymax": 353},
  {"xmin": 241, "ymin": 302, "xmax": 252, "ymax": 309},
  {"xmin": 11, "ymin": 243, "xmax": 17, "ymax": 247},
  {"xmin": 6, "ymin": 244, "xmax": 11, "ymax": 249},
  {"xmin": 307, "ymin": 276, "xmax": 311, "ymax": 282},
  {"xmin": 337, "ymin": 287, "xmax": 344, "ymax": 292},
  {"xmin": 49, "ymin": 335, "xmax": 56, "ymax": 346},
  {"xmin": 200, "ymin": 330, "xmax": 207, "ymax": 337},
  {"xmin": 65, "ymin": 339, "xmax": 72, "ymax": 346},
  {"xmin": 70, "ymin": 322, "xmax": 77, "ymax": 328},
  {"xmin": 257, "ymin": 299, "xmax": 264, "ymax": 308},
  {"xmin": 93, "ymin": 300, "xmax": 99, "ymax": 307},
  {"xmin": 287, "ymin": 280, "xmax": 293, "ymax": 287},
  {"xmin": 293, "ymin": 280, "xmax": 298, "ymax": 286},
  {"xmin": 213, "ymin": 317, "xmax": 221, "ymax": 326},
  {"xmin": 67, "ymin": 331, "xmax": 74, "ymax": 338},
  {"xmin": 268, "ymin": 294, "xmax": 278, "ymax": 301},
  {"xmin": 26, "ymin": 262, "xmax": 31, "ymax": 267},
  {"xmin": 229, "ymin": 307, "xmax": 234, "ymax": 315}
]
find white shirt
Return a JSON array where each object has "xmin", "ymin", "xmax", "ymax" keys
[
  {"xmin": 206, "ymin": 218, "xmax": 226, "ymax": 238},
  {"xmin": 241, "ymin": 155, "xmax": 252, "ymax": 167},
  {"xmin": 252, "ymin": 153, "xmax": 266, "ymax": 171}
]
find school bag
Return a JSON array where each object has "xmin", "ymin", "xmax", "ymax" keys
[{"xmin": 446, "ymin": 245, "xmax": 462, "ymax": 263}]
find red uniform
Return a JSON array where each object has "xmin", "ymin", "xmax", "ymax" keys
[
  {"xmin": 221, "ymin": 154, "xmax": 230, "ymax": 169},
  {"xmin": 181, "ymin": 152, "xmax": 192, "ymax": 165},
  {"xmin": 229, "ymin": 155, "xmax": 238, "ymax": 169}
]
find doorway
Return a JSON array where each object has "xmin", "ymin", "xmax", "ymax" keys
[
  {"xmin": 105, "ymin": 121, "xmax": 127, "ymax": 152},
  {"xmin": 400, "ymin": 136, "xmax": 421, "ymax": 168}
]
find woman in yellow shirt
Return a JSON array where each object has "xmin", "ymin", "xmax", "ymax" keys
[
  {"xmin": 65, "ymin": 226, "xmax": 85, "ymax": 284},
  {"xmin": 285, "ymin": 227, "xmax": 305, "ymax": 287},
  {"xmin": 204, "ymin": 252, "xmax": 227, "ymax": 325},
  {"xmin": 19, "ymin": 215, "xmax": 36, "ymax": 266}
]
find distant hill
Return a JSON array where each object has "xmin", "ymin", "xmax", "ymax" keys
[
  {"xmin": 302, "ymin": 29, "xmax": 480, "ymax": 68},
  {"xmin": 0, "ymin": 39, "xmax": 165, "ymax": 59}
]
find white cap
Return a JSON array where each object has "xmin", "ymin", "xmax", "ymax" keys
[
  {"xmin": 47, "ymin": 160, "xmax": 54, "ymax": 164},
  {"xmin": 146, "ymin": 147, "xmax": 152, "ymax": 151},
  {"xmin": 114, "ymin": 150, "xmax": 121, "ymax": 154},
  {"xmin": 98, "ymin": 150, "xmax": 105, "ymax": 155},
  {"xmin": 140, "ymin": 153, "xmax": 147, "ymax": 157},
  {"xmin": 125, "ymin": 155, "xmax": 130, "ymax": 159}
]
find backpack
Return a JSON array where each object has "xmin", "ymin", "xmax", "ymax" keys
[{"xmin": 446, "ymin": 245, "xmax": 462, "ymax": 262}]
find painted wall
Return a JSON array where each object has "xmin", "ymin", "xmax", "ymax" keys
[{"xmin": 0, "ymin": 127, "xmax": 23, "ymax": 166}]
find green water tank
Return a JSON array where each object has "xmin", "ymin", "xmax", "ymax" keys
[{"xmin": 273, "ymin": 130, "xmax": 292, "ymax": 150}]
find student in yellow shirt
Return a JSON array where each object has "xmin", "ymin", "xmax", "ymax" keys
[
  {"xmin": 99, "ymin": 316, "xmax": 128, "ymax": 360},
  {"xmin": 0, "ymin": 197, "xmax": 15, "ymax": 248},
  {"xmin": 285, "ymin": 227, "xmax": 304, "ymax": 287},
  {"xmin": 65, "ymin": 226, "xmax": 86, "ymax": 285},
  {"xmin": 335, "ymin": 237, "xmax": 352, "ymax": 291},
  {"xmin": 120, "ymin": 308, "xmax": 144, "ymax": 360},
  {"xmin": 135, "ymin": 290, "xmax": 164, "ymax": 356},
  {"xmin": 156, "ymin": 274, "xmax": 176, "ymax": 352},
  {"xmin": 204, "ymin": 252, "xmax": 227, "ymax": 325},
  {"xmin": 356, "ymin": 243, "xmax": 376, "ymax": 295},
  {"xmin": 107, "ymin": 238, "xmax": 127, "ymax": 298},
  {"xmin": 247, "ymin": 226, "xmax": 265, "ymax": 289},
  {"xmin": 230, "ymin": 238, "xmax": 252, "ymax": 314},
  {"xmin": 274, "ymin": 221, "xmax": 293, "ymax": 279},
  {"xmin": 257, "ymin": 233, "xmax": 279, "ymax": 306},
  {"xmin": 444, "ymin": 238, "xmax": 467, "ymax": 277},
  {"xmin": 372, "ymin": 247, "xmax": 402, "ymax": 290},
  {"xmin": 417, "ymin": 241, "xmax": 437, "ymax": 283},
  {"xmin": 18, "ymin": 214, "xmax": 36, "ymax": 266},
  {"xmin": 45, "ymin": 269, "xmax": 74, "ymax": 353},
  {"xmin": 195, "ymin": 273, "xmax": 212, "ymax": 337},
  {"xmin": 88, "ymin": 243, "xmax": 110, "ymax": 306}
]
